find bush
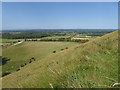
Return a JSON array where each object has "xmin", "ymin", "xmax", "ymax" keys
[
  {"xmin": 1, "ymin": 57, "xmax": 10, "ymax": 65},
  {"xmin": 56, "ymin": 61, "xmax": 58, "ymax": 64},
  {"xmin": 31, "ymin": 57, "xmax": 35, "ymax": 61},
  {"xmin": 60, "ymin": 49, "xmax": 64, "ymax": 51},
  {"xmin": 29, "ymin": 60, "xmax": 32, "ymax": 63},
  {"xmin": 65, "ymin": 47, "xmax": 68, "ymax": 49},
  {"xmin": 16, "ymin": 68, "xmax": 20, "ymax": 71},
  {"xmin": 18, "ymin": 40, "xmax": 21, "ymax": 42},
  {"xmin": 2, "ymin": 72, "xmax": 11, "ymax": 77},
  {"xmin": 21, "ymin": 64, "xmax": 24, "ymax": 67},
  {"xmin": 53, "ymin": 51, "xmax": 56, "ymax": 53}
]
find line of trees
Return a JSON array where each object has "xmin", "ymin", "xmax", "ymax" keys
[
  {"xmin": 2, "ymin": 33, "xmax": 51, "ymax": 39},
  {"xmin": 2, "ymin": 30, "xmax": 112, "ymax": 39},
  {"xmin": 25, "ymin": 38, "xmax": 89, "ymax": 43},
  {"xmin": 2, "ymin": 32, "xmax": 67, "ymax": 39}
]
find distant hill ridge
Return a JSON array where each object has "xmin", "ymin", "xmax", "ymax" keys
[{"xmin": 2, "ymin": 29, "xmax": 118, "ymax": 32}]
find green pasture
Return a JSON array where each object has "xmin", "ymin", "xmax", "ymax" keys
[{"xmin": 2, "ymin": 41, "xmax": 78, "ymax": 73}]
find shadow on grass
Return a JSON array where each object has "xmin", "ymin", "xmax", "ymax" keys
[{"xmin": 0, "ymin": 56, "xmax": 11, "ymax": 66}]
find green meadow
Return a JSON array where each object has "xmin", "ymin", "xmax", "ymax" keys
[
  {"xmin": 2, "ymin": 31, "xmax": 119, "ymax": 88},
  {"xmin": 1, "ymin": 39, "xmax": 23, "ymax": 43},
  {"xmin": 2, "ymin": 42, "xmax": 78, "ymax": 73}
]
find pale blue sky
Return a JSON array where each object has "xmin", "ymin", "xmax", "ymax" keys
[
  {"xmin": 2, "ymin": 2, "xmax": 118, "ymax": 30},
  {"xmin": 0, "ymin": 2, "xmax": 2, "ymax": 30},
  {"xmin": 2, "ymin": 0, "xmax": 120, "ymax": 2}
]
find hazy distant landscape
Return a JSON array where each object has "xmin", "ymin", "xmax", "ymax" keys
[{"xmin": 1, "ymin": 1, "xmax": 119, "ymax": 88}]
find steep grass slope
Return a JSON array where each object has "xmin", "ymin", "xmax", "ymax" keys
[
  {"xmin": 2, "ymin": 42, "xmax": 77, "ymax": 73},
  {"xmin": 2, "ymin": 31, "xmax": 118, "ymax": 88}
]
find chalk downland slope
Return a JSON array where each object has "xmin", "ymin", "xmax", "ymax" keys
[
  {"xmin": 3, "ymin": 31, "xmax": 118, "ymax": 88},
  {"xmin": 2, "ymin": 42, "xmax": 77, "ymax": 73}
]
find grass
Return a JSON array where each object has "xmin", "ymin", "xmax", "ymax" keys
[
  {"xmin": 25, "ymin": 36, "xmax": 71, "ymax": 41},
  {"xmin": 2, "ymin": 31, "xmax": 118, "ymax": 88},
  {"xmin": 1, "ymin": 39, "xmax": 23, "ymax": 43},
  {"xmin": 2, "ymin": 41, "xmax": 78, "ymax": 73},
  {"xmin": 0, "ymin": 38, "xmax": 24, "ymax": 46},
  {"xmin": 42, "ymin": 36, "xmax": 70, "ymax": 39},
  {"xmin": 73, "ymin": 35, "xmax": 99, "ymax": 38},
  {"xmin": 60, "ymin": 49, "xmax": 118, "ymax": 88}
]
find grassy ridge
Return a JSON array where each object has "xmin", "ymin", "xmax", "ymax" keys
[{"xmin": 2, "ymin": 31, "xmax": 118, "ymax": 88}]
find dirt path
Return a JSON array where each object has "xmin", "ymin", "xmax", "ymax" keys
[{"xmin": 11, "ymin": 41, "xmax": 24, "ymax": 46}]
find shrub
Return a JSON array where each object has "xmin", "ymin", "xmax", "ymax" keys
[
  {"xmin": 18, "ymin": 40, "xmax": 21, "ymax": 42},
  {"xmin": 16, "ymin": 68, "xmax": 20, "ymax": 71},
  {"xmin": 21, "ymin": 64, "xmax": 24, "ymax": 67},
  {"xmin": 61, "ymin": 49, "xmax": 64, "ymax": 51},
  {"xmin": 29, "ymin": 60, "xmax": 32, "ymax": 63},
  {"xmin": 2, "ymin": 72, "xmax": 11, "ymax": 77},
  {"xmin": 65, "ymin": 47, "xmax": 68, "ymax": 49},
  {"xmin": 31, "ymin": 57, "xmax": 35, "ymax": 61},
  {"xmin": 24, "ymin": 63, "xmax": 27, "ymax": 65},
  {"xmin": 56, "ymin": 61, "xmax": 58, "ymax": 64},
  {"xmin": 2, "ymin": 57, "xmax": 10, "ymax": 65},
  {"xmin": 53, "ymin": 51, "xmax": 56, "ymax": 53}
]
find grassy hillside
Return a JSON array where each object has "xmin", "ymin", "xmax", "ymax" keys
[
  {"xmin": 2, "ymin": 42, "xmax": 78, "ymax": 73},
  {"xmin": 2, "ymin": 31, "xmax": 118, "ymax": 88}
]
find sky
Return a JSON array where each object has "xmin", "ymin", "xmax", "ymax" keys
[
  {"xmin": 0, "ymin": 2, "xmax": 2, "ymax": 30},
  {"xmin": 2, "ymin": 0, "xmax": 120, "ymax": 2},
  {"xmin": 2, "ymin": 2, "xmax": 118, "ymax": 30}
]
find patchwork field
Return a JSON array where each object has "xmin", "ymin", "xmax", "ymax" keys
[{"xmin": 2, "ymin": 31, "xmax": 119, "ymax": 88}]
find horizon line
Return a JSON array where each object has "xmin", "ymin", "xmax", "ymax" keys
[{"xmin": 2, "ymin": 29, "xmax": 118, "ymax": 31}]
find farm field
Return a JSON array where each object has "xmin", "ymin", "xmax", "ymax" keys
[
  {"xmin": 1, "ymin": 39, "xmax": 23, "ymax": 43},
  {"xmin": 42, "ymin": 36, "xmax": 70, "ymax": 39},
  {"xmin": 0, "ymin": 39, "xmax": 24, "ymax": 46},
  {"xmin": 72, "ymin": 35, "xmax": 99, "ymax": 40},
  {"xmin": 2, "ymin": 41, "xmax": 78, "ymax": 73},
  {"xmin": 2, "ymin": 30, "xmax": 119, "ymax": 88}
]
